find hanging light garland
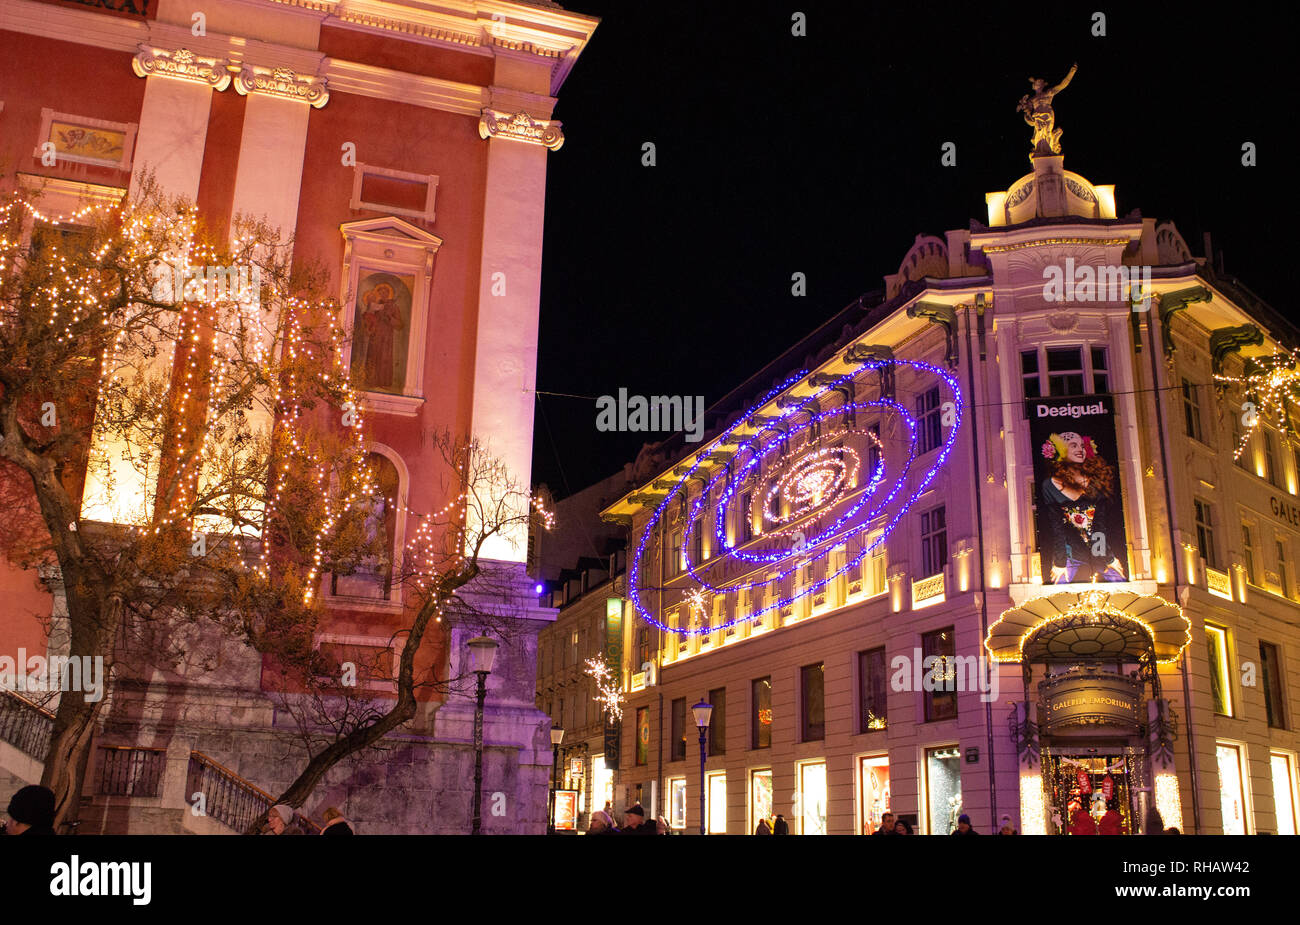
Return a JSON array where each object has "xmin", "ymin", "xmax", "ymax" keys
[
  {"xmin": 583, "ymin": 656, "xmax": 625, "ymax": 722},
  {"xmin": 629, "ymin": 357, "xmax": 964, "ymax": 636},
  {"xmin": 1212, "ymin": 349, "xmax": 1300, "ymax": 460}
]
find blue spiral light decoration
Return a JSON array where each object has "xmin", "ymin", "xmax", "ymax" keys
[{"xmin": 628, "ymin": 358, "xmax": 964, "ymax": 635}]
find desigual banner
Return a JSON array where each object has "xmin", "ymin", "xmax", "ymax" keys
[{"xmin": 1025, "ymin": 394, "xmax": 1130, "ymax": 584}]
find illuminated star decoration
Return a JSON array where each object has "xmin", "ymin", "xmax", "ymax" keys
[
  {"xmin": 628, "ymin": 357, "xmax": 964, "ymax": 636},
  {"xmin": 1212, "ymin": 349, "xmax": 1300, "ymax": 460},
  {"xmin": 583, "ymin": 657, "xmax": 625, "ymax": 723}
]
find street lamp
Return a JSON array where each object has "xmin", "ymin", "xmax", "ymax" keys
[
  {"xmin": 692, "ymin": 700, "xmax": 713, "ymax": 835},
  {"xmin": 548, "ymin": 726, "xmax": 565, "ymax": 834},
  {"xmin": 466, "ymin": 635, "xmax": 498, "ymax": 836}
]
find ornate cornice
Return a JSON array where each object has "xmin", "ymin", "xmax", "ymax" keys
[
  {"xmin": 980, "ymin": 236, "xmax": 1131, "ymax": 254},
  {"xmin": 131, "ymin": 45, "xmax": 233, "ymax": 90},
  {"xmin": 234, "ymin": 64, "xmax": 330, "ymax": 107},
  {"xmin": 478, "ymin": 108, "xmax": 564, "ymax": 150}
]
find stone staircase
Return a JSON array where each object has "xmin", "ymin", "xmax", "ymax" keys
[{"xmin": 0, "ymin": 688, "xmax": 318, "ymax": 834}]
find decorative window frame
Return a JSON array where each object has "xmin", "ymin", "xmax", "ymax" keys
[
  {"xmin": 350, "ymin": 163, "xmax": 440, "ymax": 223},
  {"xmin": 327, "ymin": 442, "xmax": 409, "ymax": 611},
  {"xmin": 35, "ymin": 109, "xmax": 137, "ymax": 170},
  {"xmin": 312, "ymin": 631, "xmax": 405, "ymax": 693},
  {"xmin": 339, "ymin": 217, "xmax": 443, "ymax": 417}
]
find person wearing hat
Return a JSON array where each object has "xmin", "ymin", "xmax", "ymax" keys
[
  {"xmin": 619, "ymin": 804, "xmax": 658, "ymax": 835},
  {"xmin": 951, "ymin": 813, "xmax": 979, "ymax": 835},
  {"xmin": 320, "ymin": 806, "xmax": 354, "ymax": 836},
  {"xmin": 5, "ymin": 785, "xmax": 57, "ymax": 835},
  {"xmin": 264, "ymin": 804, "xmax": 303, "ymax": 835}
]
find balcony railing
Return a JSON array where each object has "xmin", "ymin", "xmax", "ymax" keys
[
  {"xmin": 97, "ymin": 745, "xmax": 166, "ymax": 797},
  {"xmin": 186, "ymin": 750, "xmax": 321, "ymax": 834},
  {"xmin": 0, "ymin": 688, "xmax": 55, "ymax": 759}
]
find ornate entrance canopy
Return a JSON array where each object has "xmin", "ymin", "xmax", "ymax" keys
[{"xmin": 985, "ymin": 589, "xmax": 1191, "ymax": 664}]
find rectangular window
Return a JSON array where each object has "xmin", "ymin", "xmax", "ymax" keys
[
  {"xmin": 671, "ymin": 697, "xmax": 687, "ymax": 761},
  {"xmin": 916, "ymin": 386, "xmax": 942, "ymax": 455},
  {"xmin": 1266, "ymin": 430, "xmax": 1281, "ymax": 487},
  {"xmin": 867, "ymin": 422, "xmax": 882, "ymax": 478},
  {"xmin": 668, "ymin": 530, "xmax": 683, "ymax": 577},
  {"xmin": 860, "ymin": 755, "xmax": 891, "ymax": 834},
  {"xmin": 801, "ymin": 663, "xmax": 825, "ymax": 741},
  {"xmin": 1279, "ymin": 541, "xmax": 1292, "ymax": 599},
  {"xmin": 1182, "ymin": 378, "xmax": 1202, "ymax": 441},
  {"xmin": 1271, "ymin": 752, "xmax": 1298, "ymax": 836},
  {"xmin": 1195, "ymin": 499, "xmax": 1218, "ymax": 570},
  {"xmin": 1206, "ymin": 625, "xmax": 1232, "ymax": 716},
  {"xmin": 692, "ymin": 517, "xmax": 704, "ymax": 564},
  {"xmin": 750, "ymin": 769, "xmax": 773, "ymax": 831},
  {"xmin": 798, "ymin": 760, "xmax": 828, "ymax": 834},
  {"xmin": 1021, "ymin": 350, "xmax": 1041, "ymax": 399},
  {"xmin": 635, "ymin": 707, "xmax": 649, "ymax": 766},
  {"xmin": 920, "ymin": 506, "xmax": 948, "ymax": 578},
  {"xmin": 922, "ymin": 627, "xmax": 957, "ymax": 721},
  {"xmin": 1217, "ymin": 743, "xmax": 1248, "ymax": 835},
  {"xmin": 1261, "ymin": 642, "xmax": 1287, "ymax": 729},
  {"xmin": 752, "ymin": 677, "xmax": 772, "ymax": 749},
  {"xmin": 707, "ymin": 772, "xmax": 727, "ymax": 834},
  {"xmin": 1090, "ymin": 346, "xmax": 1109, "ymax": 394},
  {"xmin": 859, "ymin": 647, "xmax": 888, "ymax": 732},
  {"xmin": 708, "ymin": 687, "xmax": 727, "ymax": 755},
  {"xmin": 1046, "ymin": 346, "xmax": 1084, "ymax": 396},
  {"xmin": 871, "ymin": 534, "xmax": 887, "ymax": 595},
  {"xmin": 669, "ymin": 777, "xmax": 687, "ymax": 831},
  {"xmin": 1234, "ymin": 417, "xmax": 1250, "ymax": 469},
  {"xmin": 740, "ymin": 492, "xmax": 754, "ymax": 543},
  {"xmin": 1243, "ymin": 525, "xmax": 1258, "ymax": 586},
  {"xmin": 925, "ymin": 745, "xmax": 963, "ymax": 834}
]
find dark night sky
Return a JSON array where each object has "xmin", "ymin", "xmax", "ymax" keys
[{"xmin": 532, "ymin": 1, "xmax": 1298, "ymax": 497}]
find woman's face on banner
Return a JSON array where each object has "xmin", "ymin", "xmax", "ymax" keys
[{"xmin": 1063, "ymin": 433, "xmax": 1086, "ymax": 463}]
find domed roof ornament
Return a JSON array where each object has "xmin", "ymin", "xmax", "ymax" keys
[{"xmin": 1016, "ymin": 63, "xmax": 1078, "ymax": 159}]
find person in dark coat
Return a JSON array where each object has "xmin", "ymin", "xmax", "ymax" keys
[
  {"xmin": 772, "ymin": 814, "xmax": 789, "ymax": 835},
  {"xmin": 754, "ymin": 818, "xmax": 772, "ymax": 835},
  {"xmin": 873, "ymin": 812, "xmax": 896, "ymax": 835},
  {"xmin": 320, "ymin": 806, "xmax": 354, "ymax": 836},
  {"xmin": 5, "ymin": 785, "xmax": 57, "ymax": 835},
  {"xmin": 951, "ymin": 813, "xmax": 979, "ymax": 835},
  {"xmin": 619, "ymin": 804, "xmax": 658, "ymax": 835}
]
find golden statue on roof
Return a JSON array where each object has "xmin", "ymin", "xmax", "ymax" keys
[{"xmin": 1017, "ymin": 63, "xmax": 1077, "ymax": 156}]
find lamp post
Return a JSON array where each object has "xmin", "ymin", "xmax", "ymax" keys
[
  {"xmin": 692, "ymin": 700, "xmax": 713, "ymax": 836},
  {"xmin": 466, "ymin": 635, "xmax": 498, "ymax": 836},
  {"xmin": 548, "ymin": 726, "xmax": 565, "ymax": 834}
]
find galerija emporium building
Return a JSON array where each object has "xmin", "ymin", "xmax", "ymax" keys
[{"xmin": 600, "ymin": 76, "xmax": 1300, "ymax": 835}]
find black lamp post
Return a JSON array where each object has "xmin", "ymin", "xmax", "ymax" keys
[
  {"xmin": 467, "ymin": 635, "xmax": 498, "ymax": 835},
  {"xmin": 548, "ymin": 726, "xmax": 565, "ymax": 834},
  {"xmin": 692, "ymin": 700, "xmax": 713, "ymax": 835}
]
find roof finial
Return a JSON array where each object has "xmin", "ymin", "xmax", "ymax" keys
[{"xmin": 1016, "ymin": 63, "xmax": 1078, "ymax": 158}]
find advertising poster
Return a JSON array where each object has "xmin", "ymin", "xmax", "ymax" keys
[
  {"xmin": 553, "ymin": 790, "xmax": 578, "ymax": 831},
  {"xmin": 1025, "ymin": 394, "xmax": 1130, "ymax": 584}
]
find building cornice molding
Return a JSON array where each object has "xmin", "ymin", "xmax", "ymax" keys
[{"xmin": 478, "ymin": 107, "xmax": 563, "ymax": 150}]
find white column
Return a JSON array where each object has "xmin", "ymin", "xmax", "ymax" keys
[
  {"xmin": 228, "ymin": 94, "xmax": 310, "ymax": 238},
  {"xmin": 129, "ymin": 77, "xmax": 214, "ymax": 200},
  {"xmin": 469, "ymin": 133, "xmax": 550, "ymax": 564}
]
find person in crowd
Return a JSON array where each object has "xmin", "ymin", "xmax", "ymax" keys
[
  {"xmin": 587, "ymin": 810, "xmax": 618, "ymax": 835},
  {"xmin": 754, "ymin": 817, "xmax": 772, "ymax": 835},
  {"xmin": 952, "ymin": 813, "xmax": 979, "ymax": 835},
  {"xmin": 1164, "ymin": 827, "xmax": 1181, "ymax": 835},
  {"xmin": 773, "ymin": 814, "xmax": 789, "ymax": 835},
  {"xmin": 998, "ymin": 823, "xmax": 1018, "ymax": 835},
  {"xmin": 1070, "ymin": 807, "xmax": 1097, "ymax": 835},
  {"xmin": 1142, "ymin": 805, "xmax": 1165, "ymax": 835},
  {"xmin": 265, "ymin": 804, "xmax": 303, "ymax": 835},
  {"xmin": 320, "ymin": 806, "xmax": 354, "ymax": 836},
  {"xmin": 4, "ymin": 785, "xmax": 57, "ymax": 836},
  {"xmin": 893, "ymin": 819, "xmax": 913, "ymax": 835},
  {"xmin": 619, "ymin": 804, "xmax": 658, "ymax": 835},
  {"xmin": 656, "ymin": 814, "xmax": 672, "ymax": 834},
  {"xmin": 873, "ymin": 812, "xmax": 896, "ymax": 835}
]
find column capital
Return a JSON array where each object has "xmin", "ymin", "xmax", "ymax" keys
[
  {"xmin": 234, "ymin": 65, "xmax": 330, "ymax": 108},
  {"xmin": 478, "ymin": 108, "xmax": 564, "ymax": 151},
  {"xmin": 131, "ymin": 45, "xmax": 233, "ymax": 90}
]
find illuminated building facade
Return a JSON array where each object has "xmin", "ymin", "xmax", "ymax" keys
[
  {"xmin": 0, "ymin": 0, "xmax": 596, "ymax": 833},
  {"xmin": 601, "ymin": 132, "xmax": 1300, "ymax": 835}
]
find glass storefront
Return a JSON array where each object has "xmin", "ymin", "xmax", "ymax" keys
[
  {"xmin": 707, "ymin": 772, "xmax": 727, "ymax": 833},
  {"xmin": 1217, "ymin": 743, "xmax": 1248, "ymax": 834},
  {"xmin": 925, "ymin": 745, "xmax": 962, "ymax": 835},
  {"xmin": 592, "ymin": 755, "xmax": 614, "ymax": 816},
  {"xmin": 669, "ymin": 777, "xmax": 687, "ymax": 831},
  {"xmin": 798, "ymin": 761, "xmax": 827, "ymax": 834},
  {"xmin": 859, "ymin": 755, "xmax": 890, "ymax": 833},
  {"xmin": 751, "ymin": 768, "xmax": 773, "ymax": 832}
]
